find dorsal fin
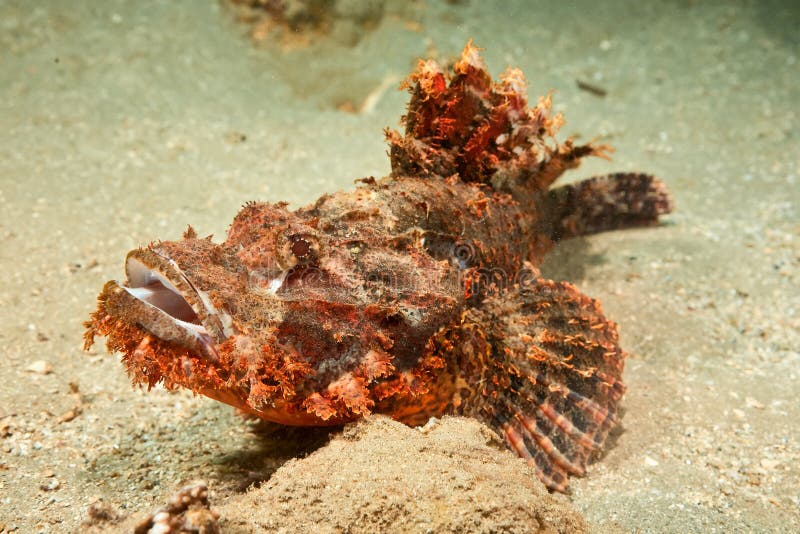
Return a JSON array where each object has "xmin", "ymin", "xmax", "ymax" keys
[{"xmin": 386, "ymin": 40, "xmax": 609, "ymax": 189}]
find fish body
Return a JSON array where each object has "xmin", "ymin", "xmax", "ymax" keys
[{"xmin": 85, "ymin": 42, "xmax": 672, "ymax": 491}]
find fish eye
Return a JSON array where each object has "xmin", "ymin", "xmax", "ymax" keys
[
  {"xmin": 290, "ymin": 235, "xmax": 312, "ymax": 259},
  {"xmin": 277, "ymin": 232, "xmax": 320, "ymax": 269}
]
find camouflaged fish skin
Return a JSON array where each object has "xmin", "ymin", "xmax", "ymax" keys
[{"xmin": 85, "ymin": 41, "xmax": 672, "ymax": 491}]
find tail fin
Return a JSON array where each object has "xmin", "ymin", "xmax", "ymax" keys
[
  {"xmin": 442, "ymin": 275, "xmax": 626, "ymax": 492},
  {"xmin": 386, "ymin": 40, "xmax": 607, "ymax": 188},
  {"xmin": 549, "ymin": 173, "xmax": 673, "ymax": 241}
]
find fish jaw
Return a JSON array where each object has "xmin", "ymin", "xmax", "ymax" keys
[
  {"xmin": 83, "ymin": 243, "xmax": 370, "ymax": 426},
  {"xmin": 85, "ymin": 244, "xmax": 232, "ymax": 358},
  {"xmin": 83, "ymin": 242, "xmax": 233, "ymax": 391},
  {"xmin": 83, "ymin": 282, "xmax": 345, "ymax": 425},
  {"xmin": 124, "ymin": 247, "xmax": 232, "ymax": 342},
  {"xmin": 93, "ymin": 280, "xmax": 221, "ymax": 364}
]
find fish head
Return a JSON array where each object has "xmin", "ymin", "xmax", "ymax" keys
[{"xmin": 85, "ymin": 201, "xmax": 461, "ymax": 426}]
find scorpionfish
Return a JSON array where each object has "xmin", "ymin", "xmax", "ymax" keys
[{"xmin": 85, "ymin": 41, "xmax": 672, "ymax": 491}]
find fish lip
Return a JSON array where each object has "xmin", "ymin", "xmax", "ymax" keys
[
  {"xmin": 104, "ymin": 281, "xmax": 221, "ymax": 363},
  {"xmin": 113, "ymin": 248, "xmax": 229, "ymax": 361}
]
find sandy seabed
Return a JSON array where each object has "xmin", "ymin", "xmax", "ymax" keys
[{"xmin": 0, "ymin": 1, "xmax": 798, "ymax": 532}]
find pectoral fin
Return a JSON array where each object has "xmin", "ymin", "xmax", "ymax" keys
[{"xmin": 440, "ymin": 276, "xmax": 626, "ymax": 492}]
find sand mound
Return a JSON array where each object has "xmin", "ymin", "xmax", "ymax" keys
[{"xmin": 216, "ymin": 415, "xmax": 586, "ymax": 533}]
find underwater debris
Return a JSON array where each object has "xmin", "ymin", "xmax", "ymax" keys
[
  {"xmin": 225, "ymin": 0, "xmax": 393, "ymax": 47},
  {"xmin": 133, "ymin": 483, "xmax": 220, "ymax": 534},
  {"xmin": 576, "ymin": 79, "xmax": 608, "ymax": 97}
]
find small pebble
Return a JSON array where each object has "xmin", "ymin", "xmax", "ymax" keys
[
  {"xmin": 40, "ymin": 478, "xmax": 60, "ymax": 491},
  {"xmin": 760, "ymin": 458, "xmax": 780, "ymax": 470},
  {"xmin": 745, "ymin": 397, "xmax": 765, "ymax": 409},
  {"xmin": 26, "ymin": 361, "xmax": 52, "ymax": 375}
]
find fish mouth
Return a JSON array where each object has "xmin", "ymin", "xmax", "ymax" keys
[{"xmin": 98, "ymin": 248, "xmax": 228, "ymax": 363}]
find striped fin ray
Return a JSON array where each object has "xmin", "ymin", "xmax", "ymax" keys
[{"xmin": 451, "ymin": 276, "xmax": 626, "ymax": 491}]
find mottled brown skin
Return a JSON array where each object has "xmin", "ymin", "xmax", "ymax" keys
[{"xmin": 85, "ymin": 42, "xmax": 672, "ymax": 491}]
